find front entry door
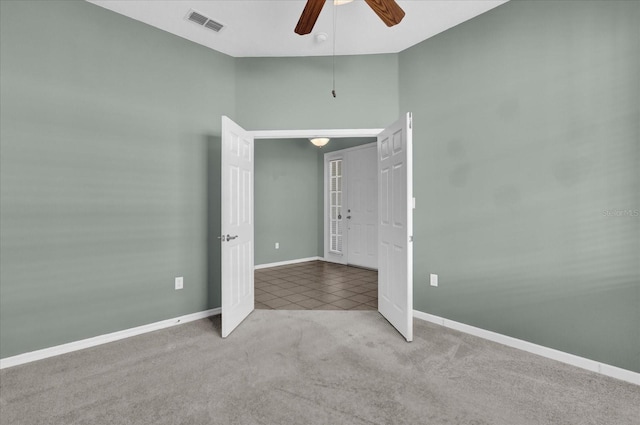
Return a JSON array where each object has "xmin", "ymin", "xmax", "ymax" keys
[
  {"xmin": 377, "ymin": 113, "xmax": 413, "ymax": 342},
  {"xmin": 221, "ymin": 116, "xmax": 254, "ymax": 338},
  {"xmin": 347, "ymin": 144, "xmax": 378, "ymax": 269}
]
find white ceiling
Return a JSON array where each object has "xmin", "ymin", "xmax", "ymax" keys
[{"xmin": 87, "ymin": 0, "xmax": 508, "ymax": 58}]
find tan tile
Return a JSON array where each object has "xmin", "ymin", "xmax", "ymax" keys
[
  {"xmin": 269, "ymin": 278, "xmax": 291, "ymax": 285},
  {"xmin": 365, "ymin": 299, "xmax": 378, "ymax": 308},
  {"xmin": 255, "ymin": 292, "xmax": 278, "ymax": 302},
  {"xmin": 288, "ymin": 286, "xmax": 311, "ymax": 294},
  {"xmin": 351, "ymin": 303, "xmax": 375, "ymax": 310},
  {"xmin": 301, "ymin": 289, "xmax": 325, "ymax": 298},
  {"xmin": 321, "ymin": 285, "xmax": 346, "ymax": 293},
  {"xmin": 255, "ymin": 302, "xmax": 272, "ymax": 310},
  {"xmin": 331, "ymin": 289, "xmax": 357, "ymax": 298},
  {"xmin": 331, "ymin": 299, "xmax": 360, "ymax": 309},
  {"xmin": 348, "ymin": 294, "xmax": 375, "ymax": 303},
  {"xmin": 313, "ymin": 293, "xmax": 344, "ymax": 303},
  {"xmin": 348, "ymin": 286, "xmax": 372, "ymax": 294},
  {"xmin": 259, "ymin": 284, "xmax": 281, "ymax": 293},
  {"xmin": 262, "ymin": 297, "xmax": 291, "ymax": 308},
  {"xmin": 283, "ymin": 293, "xmax": 309, "ymax": 303},
  {"xmin": 257, "ymin": 262, "xmax": 380, "ymax": 310},
  {"xmin": 270, "ymin": 288, "xmax": 295, "ymax": 297},
  {"xmin": 296, "ymin": 298, "xmax": 325, "ymax": 309}
]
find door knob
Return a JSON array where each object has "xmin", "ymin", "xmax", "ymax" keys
[{"xmin": 226, "ymin": 234, "xmax": 239, "ymax": 242}]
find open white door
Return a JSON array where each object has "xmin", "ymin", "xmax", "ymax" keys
[
  {"xmin": 221, "ymin": 116, "xmax": 254, "ymax": 338},
  {"xmin": 377, "ymin": 113, "xmax": 413, "ymax": 342}
]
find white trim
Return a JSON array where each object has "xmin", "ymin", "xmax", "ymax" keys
[
  {"xmin": 413, "ymin": 310, "xmax": 640, "ymax": 386},
  {"xmin": 251, "ymin": 128, "xmax": 383, "ymax": 139},
  {"xmin": 0, "ymin": 308, "xmax": 221, "ymax": 370},
  {"xmin": 254, "ymin": 256, "xmax": 323, "ymax": 270}
]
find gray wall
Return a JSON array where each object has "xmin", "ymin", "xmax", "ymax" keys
[
  {"xmin": 236, "ymin": 55, "xmax": 400, "ymax": 130},
  {"xmin": 400, "ymin": 0, "xmax": 639, "ymax": 372},
  {"xmin": 0, "ymin": 1, "xmax": 235, "ymax": 358},
  {"xmin": 1, "ymin": 0, "xmax": 638, "ymax": 373}
]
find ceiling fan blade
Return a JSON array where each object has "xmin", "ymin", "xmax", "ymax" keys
[
  {"xmin": 295, "ymin": 0, "xmax": 326, "ymax": 35},
  {"xmin": 364, "ymin": 0, "xmax": 405, "ymax": 27}
]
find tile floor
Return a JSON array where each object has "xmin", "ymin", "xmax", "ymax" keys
[{"xmin": 255, "ymin": 260, "xmax": 377, "ymax": 310}]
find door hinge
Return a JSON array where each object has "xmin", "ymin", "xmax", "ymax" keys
[
  {"xmin": 409, "ymin": 235, "xmax": 414, "ymax": 242},
  {"xmin": 408, "ymin": 113, "xmax": 412, "ymax": 129}
]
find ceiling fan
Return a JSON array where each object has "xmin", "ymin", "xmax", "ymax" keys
[{"xmin": 295, "ymin": 0, "xmax": 405, "ymax": 35}]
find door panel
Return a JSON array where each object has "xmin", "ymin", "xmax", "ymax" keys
[
  {"xmin": 221, "ymin": 116, "xmax": 254, "ymax": 338},
  {"xmin": 378, "ymin": 113, "xmax": 413, "ymax": 342}
]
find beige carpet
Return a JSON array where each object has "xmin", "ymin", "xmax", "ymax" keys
[{"xmin": 1, "ymin": 310, "xmax": 638, "ymax": 425}]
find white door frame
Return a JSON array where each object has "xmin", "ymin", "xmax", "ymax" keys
[
  {"xmin": 251, "ymin": 129, "xmax": 383, "ymax": 140},
  {"xmin": 322, "ymin": 142, "xmax": 377, "ymax": 266},
  {"xmin": 223, "ymin": 123, "xmax": 413, "ymax": 340}
]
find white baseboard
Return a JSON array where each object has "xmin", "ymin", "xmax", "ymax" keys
[
  {"xmin": 5, "ymin": 306, "xmax": 636, "ymax": 386},
  {"xmin": 413, "ymin": 310, "xmax": 639, "ymax": 386},
  {"xmin": 254, "ymin": 256, "xmax": 323, "ymax": 270},
  {"xmin": 0, "ymin": 308, "xmax": 221, "ymax": 370}
]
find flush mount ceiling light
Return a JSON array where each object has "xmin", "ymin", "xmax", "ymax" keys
[
  {"xmin": 310, "ymin": 137, "xmax": 330, "ymax": 147},
  {"xmin": 334, "ymin": 0, "xmax": 354, "ymax": 5}
]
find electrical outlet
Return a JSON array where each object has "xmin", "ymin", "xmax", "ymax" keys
[
  {"xmin": 430, "ymin": 274, "xmax": 438, "ymax": 287},
  {"xmin": 275, "ymin": 242, "xmax": 279, "ymax": 249},
  {"xmin": 175, "ymin": 276, "xmax": 184, "ymax": 290}
]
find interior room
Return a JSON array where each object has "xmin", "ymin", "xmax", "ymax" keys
[
  {"xmin": 254, "ymin": 137, "xmax": 379, "ymax": 311},
  {"xmin": 1, "ymin": 1, "xmax": 638, "ymax": 424}
]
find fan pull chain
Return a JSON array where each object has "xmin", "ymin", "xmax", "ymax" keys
[{"xmin": 332, "ymin": 3, "xmax": 337, "ymax": 98}]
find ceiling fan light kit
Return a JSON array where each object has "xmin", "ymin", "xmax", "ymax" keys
[
  {"xmin": 295, "ymin": 0, "xmax": 405, "ymax": 35},
  {"xmin": 293, "ymin": 0, "xmax": 405, "ymax": 99},
  {"xmin": 315, "ymin": 32, "xmax": 328, "ymax": 43}
]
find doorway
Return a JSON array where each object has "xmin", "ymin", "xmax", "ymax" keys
[
  {"xmin": 253, "ymin": 138, "xmax": 378, "ymax": 310},
  {"xmin": 221, "ymin": 114, "xmax": 413, "ymax": 341}
]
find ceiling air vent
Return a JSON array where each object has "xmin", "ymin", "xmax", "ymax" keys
[
  {"xmin": 185, "ymin": 9, "xmax": 224, "ymax": 33},
  {"xmin": 204, "ymin": 19, "xmax": 224, "ymax": 33}
]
